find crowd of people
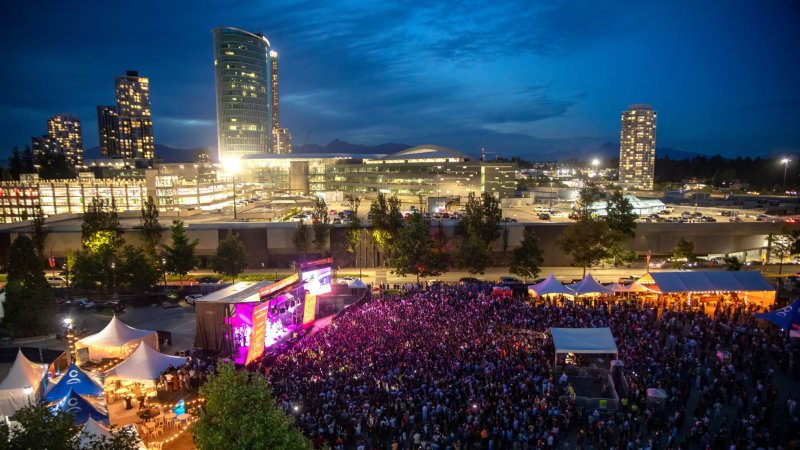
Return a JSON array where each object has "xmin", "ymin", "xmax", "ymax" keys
[
  {"xmin": 156, "ymin": 351, "xmax": 217, "ymax": 394},
  {"xmin": 263, "ymin": 284, "xmax": 800, "ymax": 449}
]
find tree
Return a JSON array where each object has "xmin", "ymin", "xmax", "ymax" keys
[
  {"xmin": 672, "ymin": 237, "xmax": 696, "ymax": 268},
  {"xmin": 391, "ymin": 213, "xmax": 447, "ymax": 282},
  {"xmin": 574, "ymin": 184, "xmax": 602, "ymax": 220},
  {"xmin": 368, "ymin": 193, "xmax": 403, "ymax": 263},
  {"xmin": 605, "ymin": 191, "xmax": 637, "ymax": 239},
  {"xmin": 723, "ymin": 255, "xmax": 743, "ymax": 271},
  {"xmin": 30, "ymin": 204, "xmax": 47, "ymax": 260},
  {"xmin": 457, "ymin": 192, "xmax": 502, "ymax": 245},
  {"xmin": 139, "ymin": 196, "xmax": 161, "ymax": 262},
  {"xmin": 311, "ymin": 197, "xmax": 330, "ymax": 255},
  {"xmin": 212, "ymin": 231, "xmax": 248, "ymax": 282},
  {"xmin": 510, "ymin": 228, "xmax": 545, "ymax": 282},
  {"xmin": 71, "ymin": 250, "xmax": 105, "ymax": 291},
  {"xmin": 118, "ymin": 245, "xmax": 159, "ymax": 291},
  {"xmin": 81, "ymin": 199, "xmax": 124, "ymax": 254},
  {"xmin": 292, "ymin": 219, "xmax": 310, "ymax": 262},
  {"xmin": 454, "ymin": 234, "xmax": 492, "ymax": 275},
  {"xmin": 194, "ymin": 363, "xmax": 313, "ymax": 450},
  {"xmin": 162, "ymin": 220, "xmax": 198, "ymax": 286},
  {"xmin": 770, "ymin": 228, "xmax": 796, "ymax": 275},
  {"xmin": 557, "ymin": 217, "xmax": 612, "ymax": 276},
  {"xmin": 0, "ymin": 404, "xmax": 140, "ymax": 449},
  {"xmin": 21, "ymin": 146, "xmax": 35, "ymax": 173},
  {"xmin": 1, "ymin": 235, "xmax": 55, "ymax": 336},
  {"xmin": 8, "ymin": 146, "xmax": 22, "ymax": 180}
]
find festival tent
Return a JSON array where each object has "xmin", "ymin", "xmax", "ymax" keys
[
  {"xmin": 78, "ymin": 416, "xmax": 112, "ymax": 445},
  {"xmin": 568, "ymin": 274, "xmax": 614, "ymax": 296},
  {"xmin": 549, "ymin": 327, "xmax": 618, "ymax": 367},
  {"xmin": 347, "ymin": 278, "xmax": 367, "ymax": 289},
  {"xmin": 528, "ymin": 274, "xmax": 575, "ymax": 297},
  {"xmin": 0, "ymin": 349, "xmax": 50, "ymax": 417},
  {"xmin": 104, "ymin": 341, "xmax": 187, "ymax": 385},
  {"xmin": 636, "ymin": 271, "xmax": 775, "ymax": 306},
  {"xmin": 50, "ymin": 388, "xmax": 108, "ymax": 425},
  {"xmin": 75, "ymin": 316, "xmax": 159, "ymax": 362},
  {"xmin": 44, "ymin": 364, "xmax": 103, "ymax": 402},
  {"xmin": 755, "ymin": 300, "xmax": 800, "ymax": 331}
]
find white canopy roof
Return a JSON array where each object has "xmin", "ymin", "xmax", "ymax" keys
[
  {"xmin": 550, "ymin": 327, "xmax": 618, "ymax": 355},
  {"xmin": 528, "ymin": 274, "xmax": 575, "ymax": 297},
  {"xmin": 79, "ymin": 417, "xmax": 112, "ymax": 446},
  {"xmin": 104, "ymin": 342, "xmax": 187, "ymax": 385},
  {"xmin": 75, "ymin": 316, "xmax": 158, "ymax": 361},
  {"xmin": 0, "ymin": 350, "xmax": 49, "ymax": 417},
  {"xmin": 568, "ymin": 274, "xmax": 614, "ymax": 296}
]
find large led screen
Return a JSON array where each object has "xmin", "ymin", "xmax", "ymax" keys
[{"xmin": 301, "ymin": 266, "xmax": 331, "ymax": 296}]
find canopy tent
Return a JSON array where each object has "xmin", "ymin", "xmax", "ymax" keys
[
  {"xmin": 44, "ymin": 364, "xmax": 103, "ymax": 402},
  {"xmin": 568, "ymin": 274, "xmax": 614, "ymax": 296},
  {"xmin": 50, "ymin": 388, "xmax": 108, "ymax": 425},
  {"xmin": 0, "ymin": 349, "xmax": 49, "ymax": 417},
  {"xmin": 636, "ymin": 271, "xmax": 775, "ymax": 305},
  {"xmin": 528, "ymin": 274, "xmax": 575, "ymax": 297},
  {"xmin": 606, "ymin": 282, "xmax": 653, "ymax": 293},
  {"xmin": 550, "ymin": 327, "xmax": 618, "ymax": 368},
  {"xmin": 755, "ymin": 300, "xmax": 800, "ymax": 331},
  {"xmin": 78, "ymin": 417, "xmax": 112, "ymax": 446},
  {"xmin": 104, "ymin": 342, "xmax": 187, "ymax": 385},
  {"xmin": 75, "ymin": 316, "xmax": 158, "ymax": 362},
  {"xmin": 347, "ymin": 278, "xmax": 367, "ymax": 289}
]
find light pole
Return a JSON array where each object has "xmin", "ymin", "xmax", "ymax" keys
[
  {"xmin": 592, "ymin": 159, "xmax": 600, "ymax": 178},
  {"xmin": 111, "ymin": 262, "xmax": 118, "ymax": 301},
  {"xmin": 63, "ymin": 318, "xmax": 73, "ymax": 364},
  {"xmin": 161, "ymin": 257, "xmax": 167, "ymax": 286},
  {"xmin": 223, "ymin": 158, "xmax": 242, "ymax": 221},
  {"xmin": 781, "ymin": 158, "xmax": 790, "ymax": 188}
]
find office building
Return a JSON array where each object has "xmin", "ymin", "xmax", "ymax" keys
[
  {"xmin": 273, "ymin": 127, "xmax": 292, "ymax": 155},
  {"xmin": 618, "ymin": 104, "xmax": 656, "ymax": 190},
  {"xmin": 47, "ymin": 115, "xmax": 84, "ymax": 167},
  {"xmin": 97, "ymin": 106, "xmax": 121, "ymax": 157},
  {"xmin": 31, "ymin": 135, "xmax": 59, "ymax": 160},
  {"xmin": 116, "ymin": 70, "xmax": 155, "ymax": 160},
  {"xmin": 212, "ymin": 27, "xmax": 273, "ymax": 160},
  {"xmin": 270, "ymin": 50, "xmax": 280, "ymax": 130}
]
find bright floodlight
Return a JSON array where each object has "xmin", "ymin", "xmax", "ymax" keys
[
  {"xmin": 592, "ymin": 159, "xmax": 600, "ymax": 166},
  {"xmin": 781, "ymin": 158, "xmax": 790, "ymax": 164},
  {"xmin": 23, "ymin": 386, "xmax": 33, "ymax": 395},
  {"xmin": 63, "ymin": 317, "xmax": 73, "ymax": 326},
  {"xmin": 222, "ymin": 157, "xmax": 242, "ymax": 175}
]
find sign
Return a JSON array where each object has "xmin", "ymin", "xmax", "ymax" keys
[
  {"xmin": 300, "ymin": 257, "xmax": 333, "ymax": 271},
  {"xmin": 301, "ymin": 266, "xmax": 331, "ymax": 296},
  {"xmin": 303, "ymin": 294, "xmax": 317, "ymax": 325},
  {"xmin": 49, "ymin": 257, "xmax": 56, "ymax": 269},
  {"xmin": 259, "ymin": 273, "xmax": 299, "ymax": 298},
  {"xmin": 245, "ymin": 302, "xmax": 270, "ymax": 365}
]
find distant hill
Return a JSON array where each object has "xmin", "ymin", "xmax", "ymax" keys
[
  {"xmin": 85, "ymin": 144, "xmax": 213, "ymax": 162},
  {"xmin": 293, "ymin": 139, "xmax": 411, "ymax": 155},
  {"xmin": 520, "ymin": 142, "xmax": 703, "ymax": 162}
]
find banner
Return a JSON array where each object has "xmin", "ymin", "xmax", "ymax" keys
[
  {"xmin": 245, "ymin": 302, "xmax": 270, "ymax": 365},
  {"xmin": 755, "ymin": 299, "xmax": 800, "ymax": 330}
]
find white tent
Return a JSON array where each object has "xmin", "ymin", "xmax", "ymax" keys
[
  {"xmin": 0, "ymin": 350, "xmax": 49, "ymax": 417},
  {"xmin": 528, "ymin": 274, "xmax": 575, "ymax": 297},
  {"xmin": 78, "ymin": 417, "xmax": 112, "ymax": 446},
  {"xmin": 347, "ymin": 278, "xmax": 367, "ymax": 289},
  {"xmin": 550, "ymin": 327, "xmax": 618, "ymax": 367},
  {"xmin": 568, "ymin": 274, "xmax": 614, "ymax": 296},
  {"xmin": 104, "ymin": 342, "xmax": 187, "ymax": 385},
  {"xmin": 75, "ymin": 316, "xmax": 159, "ymax": 362}
]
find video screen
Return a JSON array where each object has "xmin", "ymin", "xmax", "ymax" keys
[{"xmin": 302, "ymin": 266, "xmax": 331, "ymax": 296}]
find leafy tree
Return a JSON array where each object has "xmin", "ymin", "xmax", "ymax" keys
[
  {"xmin": 292, "ymin": 219, "xmax": 310, "ymax": 262},
  {"xmin": 194, "ymin": 363, "xmax": 313, "ymax": 450},
  {"xmin": 138, "ymin": 196, "xmax": 161, "ymax": 262},
  {"xmin": 162, "ymin": 220, "xmax": 199, "ymax": 286},
  {"xmin": 311, "ymin": 197, "xmax": 330, "ymax": 255},
  {"xmin": 0, "ymin": 403, "xmax": 140, "ymax": 449},
  {"xmin": 510, "ymin": 228, "xmax": 545, "ymax": 282},
  {"xmin": 37, "ymin": 152, "xmax": 76, "ymax": 179},
  {"xmin": 557, "ymin": 217, "xmax": 612, "ymax": 276},
  {"xmin": 574, "ymin": 184, "xmax": 602, "ymax": 220},
  {"xmin": 391, "ymin": 213, "xmax": 447, "ymax": 282},
  {"xmin": 723, "ymin": 255, "xmax": 743, "ymax": 271},
  {"xmin": 368, "ymin": 193, "xmax": 403, "ymax": 263},
  {"xmin": 605, "ymin": 191, "xmax": 637, "ymax": 240},
  {"xmin": 81, "ymin": 199, "xmax": 124, "ymax": 254},
  {"xmin": 21, "ymin": 146, "xmax": 35, "ymax": 173},
  {"xmin": 770, "ymin": 228, "xmax": 796, "ymax": 275},
  {"xmin": 8, "ymin": 146, "xmax": 22, "ymax": 180},
  {"xmin": 212, "ymin": 231, "xmax": 248, "ymax": 282},
  {"xmin": 118, "ymin": 245, "xmax": 159, "ymax": 291},
  {"xmin": 671, "ymin": 237, "xmax": 696, "ymax": 268},
  {"xmin": 30, "ymin": 204, "xmax": 47, "ymax": 260},
  {"xmin": 345, "ymin": 193, "xmax": 360, "ymax": 215},
  {"xmin": 455, "ymin": 234, "xmax": 492, "ymax": 275},
  {"xmin": 71, "ymin": 250, "xmax": 105, "ymax": 291},
  {"xmin": 457, "ymin": 192, "xmax": 502, "ymax": 245},
  {"xmin": 1, "ymin": 235, "xmax": 56, "ymax": 336}
]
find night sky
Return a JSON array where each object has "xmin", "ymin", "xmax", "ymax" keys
[{"xmin": 1, "ymin": 0, "xmax": 798, "ymax": 159}]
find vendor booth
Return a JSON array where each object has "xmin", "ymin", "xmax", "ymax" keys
[
  {"xmin": 636, "ymin": 271, "xmax": 775, "ymax": 307},
  {"xmin": 75, "ymin": 316, "xmax": 159, "ymax": 362},
  {"xmin": 528, "ymin": 274, "xmax": 575, "ymax": 298},
  {"xmin": 568, "ymin": 274, "xmax": 614, "ymax": 296},
  {"xmin": 0, "ymin": 349, "xmax": 50, "ymax": 417},
  {"xmin": 550, "ymin": 327, "xmax": 619, "ymax": 368},
  {"xmin": 104, "ymin": 343, "xmax": 187, "ymax": 386}
]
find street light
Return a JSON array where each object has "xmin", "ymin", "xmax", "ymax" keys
[
  {"xmin": 111, "ymin": 261, "xmax": 118, "ymax": 301},
  {"xmin": 781, "ymin": 158, "xmax": 790, "ymax": 188},
  {"xmin": 161, "ymin": 257, "xmax": 167, "ymax": 286},
  {"xmin": 592, "ymin": 159, "xmax": 600, "ymax": 177},
  {"xmin": 63, "ymin": 318, "xmax": 73, "ymax": 364},
  {"xmin": 223, "ymin": 158, "xmax": 242, "ymax": 220}
]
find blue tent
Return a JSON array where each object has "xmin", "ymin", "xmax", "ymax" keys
[
  {"xmin": 44, "ymin": 364, "xmax": 103, "ymax": 402},
  {"xmin": 755, "ymin": 299, "xmax": 800, "ymax": 331},
  {"xmin": 50, "ymin": 388, "xmax": 109, "ymax": 425}
]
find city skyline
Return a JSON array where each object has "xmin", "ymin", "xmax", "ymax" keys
[{"xmin": 1, "ymin": 0, "xmax": 798, "ymax": 159}]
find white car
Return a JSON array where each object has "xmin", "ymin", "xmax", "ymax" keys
[
  {"xmin": 185, "ymin": 293, "xmax": 204, "ymax": 305},
  {"xmin": 46, "ymin": 276, "xmax": 67, "ymax": 288}
]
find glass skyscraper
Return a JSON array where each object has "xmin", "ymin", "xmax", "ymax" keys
[
  {"xmin": 212, "ymin": 27, "xmax": 273, "ymax": 160},
  {"xmin": 116, "ymin": 70, "xmax": 155, "ymax": 160}
]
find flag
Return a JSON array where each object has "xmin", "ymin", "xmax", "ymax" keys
[{"xmin": 755, "ymin": 299, "xmax": 800, "ymax": 331}]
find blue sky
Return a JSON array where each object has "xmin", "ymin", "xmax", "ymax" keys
[{"xmin": 1, "ymin": 0, "xmax": 798, "ymax": 158}]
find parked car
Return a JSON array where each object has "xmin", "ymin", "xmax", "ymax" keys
[
  {"xmin": 74, "ymin": 299, "xmax": 96, "ymax": 310},
  {"xmin": 458, "ymin": 277, "xmax": 482, "ymax": 285},
  {"xmin": 196, "ymin": 276, "xmax": 221, "ymax": 284},
  {"xmin": 96, "ymin": 300, "xmax": 125, "ymax": 312},
  {"xmin": 46, "ymin": 276, "xmax": 67, "ymax": 288},
  {"xmin": 498, "ymin": 276, "xmax": 523, "ymax": 284},
  {"xmin": 185, "ymin": 293, "xmax": 204, "ymax": 305},
  {"xmin": 729, "ymin": 216, "xmax": 743, "ymax": 223},
  {"xmin": 538, "ymin": 213, "xmax": 550, "ymax": 221}
]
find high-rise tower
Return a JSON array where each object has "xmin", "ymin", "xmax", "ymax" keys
[
  {"xmin": 47, "ymin": 114, "xmax": 84, "ymax": 167},
  {"xmin": 618, "ymin": 104, "xmax": 656, "ymax": 190},
  {"xmin": 116, "ymin": 70, "xmax": 155, "ymax": 160},
  {"xmin": 97, "ymin": 105, "xmax": 121, "ymax": 157},
  {"xmin": 212, "ymin": 27, "xmax": 273, "ymax": 160}
]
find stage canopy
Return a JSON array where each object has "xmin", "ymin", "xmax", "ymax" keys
[
  {"xmin": 0, "ymin": 349, "xmax": 49, "ymax": 417},
  {"xmin": 636, "ymin": 271, "xmax": 775, "ymax": 305},
  {"xmin": 528, "ymin": 274, "xmax": 575, "ymax": 297},
  {"xmin": 75, "ymin": 316, "xmax": 158, "ymax": 362},
  {"xmin": 550, "ymin": 327, "xmax": 618, "ymax": 355},
  {"xmin": 104, "ymin": 342, "xmax": 187, "ymax": 385},
  {"xmin": 50, "ymin": 388, "xmax": 108, "ymax": 425},
  {"xmin": 568, "ymin": 274, "xmax": 614, "ymax": 296},
  {"xmin": 44, "ymin": 364, "xmax": 103, "ymax": 402}
]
